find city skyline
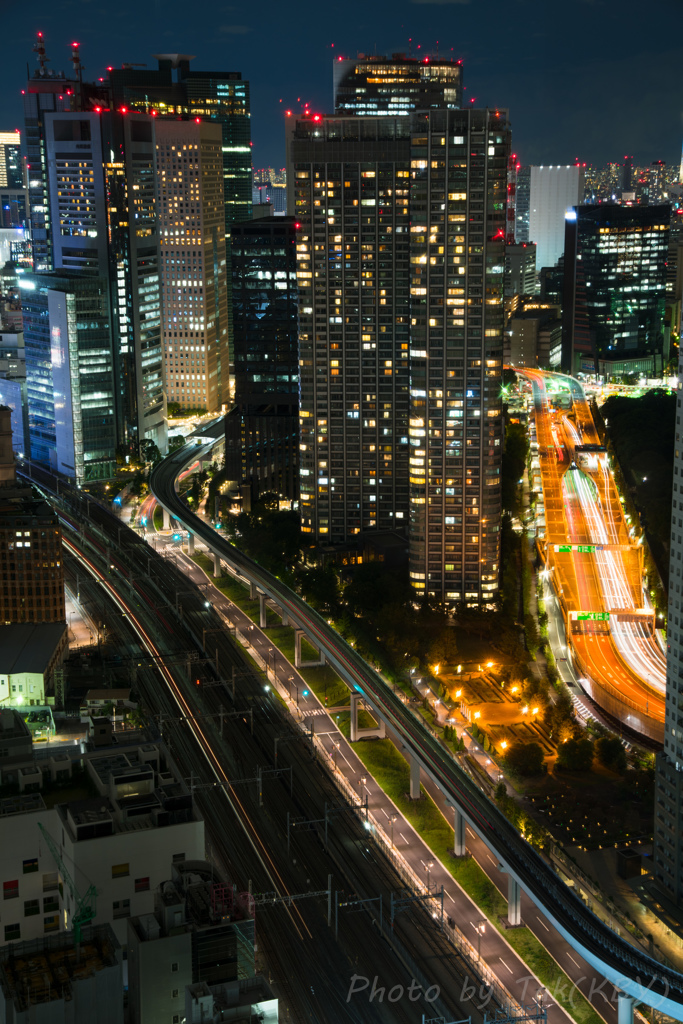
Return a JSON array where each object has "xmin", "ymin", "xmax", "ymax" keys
[{"xmin": 1, "ymin": 0, "xmax": 682, "ymax": 173}]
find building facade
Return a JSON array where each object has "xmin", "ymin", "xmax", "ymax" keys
[
  {"xmin": 21, "ymin": 270, "xmax": 117, "ymax": 482},
  {"xmin": 227, "ymin": 214, "xmax": 299, "ymax": 501},
  {"xmin": 288, "ymin": 114, "xmax": 412, "ymax": 541},
  {"xmin": 37, "ymin": 109, "xmax": 166, "ymax": 453},
  {"xmin": 155, "ymin": 120, "xmax": 228, "ymax": 412},
  {"xmin": 127, "ymin": 861, "xmax": 255, "ymax": 1024},
  {"xmin": 333, "ymin": 54, "xmax": 462, "ymax": 115},
  {"xmin": 562, "ymin": 203, "xmax": 669, "ymax": 374},
  {"xmin": 654, "ymin": 350, "xmax": 683, "ymax": 907},
  {"xmin": 407, "ymin": 108, "xmax": 509, "ymax": 607},
  {"xmin": 288, "ymin": 102, "xmax": 508, "ymax": 608},
  {"xmin": 0, "ymin": 408, "xmax": 65, "ymax": 625},
  {"xmin": 0, "ymin": 744, "xmax": 204, "ymax": 949},
  {"xmin": 528, "ymin": 165, "xmax": 584, "ymax": 271},
  {"xmin": 109, "ymin": 57, "xmax": 252, "ymax": 243},
  {"xmin": 504, "ymin": 242, "xmax": 536, "ymax": 298}
]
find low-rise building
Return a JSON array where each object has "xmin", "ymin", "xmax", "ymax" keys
[
  {"xmin": 184, "ymin": 978, "xmax": 278, "ymax": 1024},
  {"xmin": 0, "ymin": 923, "xmax": 123, "ymax": 1024},
  {"xmin": 127, "ymin": 861, "xmax": 256, "ymax": 1024},
  {"xmin": 0, "ymin": 744, "xmax": 204, "ymax": 949},
  {"xmin": 0, "ymin": 621, "xmax": 68, "ymax": 706}
]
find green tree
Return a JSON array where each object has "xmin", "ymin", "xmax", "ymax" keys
[
  {"xmin": 169, "ymin": 434, "xmax": 186, "ymax": 453},
  {"xmin": 556, "ymin": 737, "xmax": 594, "ymax": 772},
  {"xmin": 595, "ymin": 735, "xmax": 627, "ymax": 774},
  {"xmin": 298, "ymin": 565, "xmax": 341, "ymax": 613},
  {"xmin": 504, "ymin": 741, "xmax": 545, "ymax": 777}
]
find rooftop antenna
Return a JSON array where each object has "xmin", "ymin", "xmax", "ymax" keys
[
  {"xmin": 408, "ymin": 37, "xmax": 412, "ymax": 58},
  {"xmin": 70, "ymin": 41, "xmax": 83, "ymax": 82},
  {"xmin": 33, "ymin": 31, "xmax": 49, "ymax": 71}
]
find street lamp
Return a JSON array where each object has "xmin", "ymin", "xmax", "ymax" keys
[
  {"xmin": 333, "ymin": 741, "xmax": 340, "ymax": 770},
  {"xmin": 390, "ymin": 814, "xmax": 397, "ymax": 850},
  {"xmin": 426, "ymin": 860, "xmax": 434, "ymax": 892}
]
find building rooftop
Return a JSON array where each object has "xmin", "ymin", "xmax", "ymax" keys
[
  {"xmin": 56, "ymin": 745, "xmax": 195, "ymax": 841},
  {"xmin": 0, "ymin": 924, "xmax": 120, "ymax": 1014},
  {"xmin": 84, "ymin": 689, "xmax": 132, "ymax": 703},
  {"xmin": 0, "ymin": 708, "xmax": 31, "ymax": 742},
  {"xmin": 0, "ymin": 793, "xmax": 46, "ymax": 818},
  {"xmin": 0, "ymin": 623, "xmax": 67, "ymax": 674}
]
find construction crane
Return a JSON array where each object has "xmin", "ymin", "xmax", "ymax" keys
[{"xmin": 38, "ymin": 824, "xmax": 97, "ymax": 945}]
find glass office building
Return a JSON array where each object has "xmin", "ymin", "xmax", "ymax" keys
[
  {"xmin": 21, "ymin": 271, "xmax": 116, "ymax": 483},
  {"xmin": 227, "ymin": 214, "xmax": 299, "ymax": 500},
  {"xmin": 562, "ymin": 203, "xmax": 669, "ymax": 373}
]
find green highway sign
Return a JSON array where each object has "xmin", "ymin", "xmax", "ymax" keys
[
  {"xmin": 576, "ymin": 612, "xmax": 610, "ymax": 621},
  {"xmin": 555, "ymin": 544, "xmax": 596, "ymax": 553}
]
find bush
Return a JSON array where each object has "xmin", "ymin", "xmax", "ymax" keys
[
  {"xmin": 504, "ymin": 741, "xmax": 545, "ymax": 777},
  {"xmin": 556, "ymin": 738, "xmax": 593, "ymax": 772}
]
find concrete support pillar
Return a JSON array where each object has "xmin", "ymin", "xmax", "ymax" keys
[
  {"xmin": 213, "ymin": 550, "xmax": 221, "ymax": 578},
  {"xmin": 294, "ymin": 630, "xmax": 325, "ymax": 668},
  {"xmin": 453, "ymin": 807, "xmax": 466, "ymax": 857},
  {"xmin": 250, "ymin": 581, "xmax": 257, "ymax": 601},
  {"xmin": 187, "ymin": 533, "xmax": 195, "ymax": 555},
  {"xmin": 163, "ymin": 507, "xmax": 170, "ymax": 531},
  {"xmin": 376, "ymin": 717, "xmax": 386, "ymax": 739},
  {"xmin": 350, "ymin": 693, "xmax": 359, "ymax": 743},
  {"xmin": 508, "ymin": 875, "xmax": 521, "ymax": 927},
  {"xmin": 617, "ymin": 993, "xmax": 634, "ymax": 1024},
  {"xmin": 410, "ymin": 755, "xmax": 421, "ymax": 800},
  {"xmin": 259, "ymin": 592, "xmax": 267, "ymax": 629},
  {"xmin": 281, "ymin": 606, "xmax": 289, "ymax": 626}
]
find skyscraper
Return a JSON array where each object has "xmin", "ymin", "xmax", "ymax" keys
[
  {"xmin": 407, "ymin": 108, "xmax": 509, "ymax": 607},
  {"xmin": 108, "ymin": 57, "xmax": 252, "ymax": 241},
  {"xmin": 333, "ymin": 54, "xmax": 463, "ymax": 115},
  {"xmin": 227, "ymin": 213, "xmax": 299, "ymax": 500},
  {"xmin": 0, "ymin": 132, "xmax": 23, "ymax": 189},
  {"xmin": 528, "ymin": 165, "xmax": 584, "ymax": 271},
  {"xmin": 287, "ymin": 113, "xmax": 412, "ymax": 541},
  {"xmin": 562, "ymin": 203, "xmax": 669, "ymax": 375},
  {"xmin": 155, "ymin": 119, "xmax": 228, "ymax": 412},
  {"xmin": 21, "ymin": 270, "xmax": 117, "ymax": 483},
  {"xmin": 654, "ymin": 361, "xmax": 683, "ymax": 905},
  {"xmin": 289, "ymin": 88, "xmax": 509, "ymax": 607},
  {"xmin": 40, "ymin": 109, "xmax": 166, "ymax": 451},
  {"xmin": 515, "ymin": 166, "xmax": 530, "ymax": 243}
]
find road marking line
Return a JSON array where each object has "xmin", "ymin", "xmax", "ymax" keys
[
  {"xmin": 499, "ymin": 958, "xmax": 514, "ymax": 974},
  {"xmin": 536, "ymin": 915, "xmax": 550, "ymax": 932},
  {"xmin": 444, "ymin": 889, "xmax": 454, "ymax": 902},
  {"xmin": 487, "ymin": 854, "xmax": 497, "ymax": 866},
  {"xmin": 399, "ymin": 833, "xmax": 408, "ymax": 844},
  {"xmin": 567, "ymin": 953, "xmax": 581, "ymax": 970}
]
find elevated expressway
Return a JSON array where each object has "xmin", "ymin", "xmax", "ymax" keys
[
  {"xmin": 152, "ymin": 446, "xmax": 683, "ymax": 1021},
  {"xmin": 519, "ymin": 370, "xmax": 666, "ymax": 744}
]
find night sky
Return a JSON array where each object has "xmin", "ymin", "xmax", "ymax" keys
[{"xmin": 2, "ymin": 0, "xmax": 682, "ymax": 172}]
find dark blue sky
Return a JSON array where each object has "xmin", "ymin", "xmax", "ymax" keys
[{"xmin": 3, "ymin": 0, "xmax": 682, "ymax": 171}]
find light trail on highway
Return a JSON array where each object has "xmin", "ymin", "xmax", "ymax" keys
[{"xmin": 517, "ymin": 368, "xmax": 666, "ymax": 735}]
